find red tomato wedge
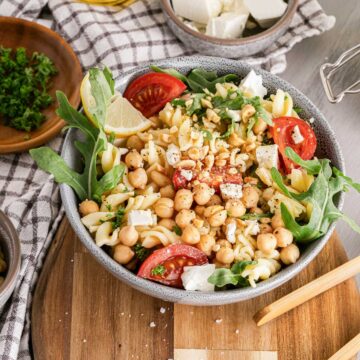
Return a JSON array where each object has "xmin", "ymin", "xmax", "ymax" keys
[
  {"xmin": 123, "ymin": 72, "xmax": 187, "ymax": 118},
  {"xmin": 173, "ymin": 167, "xmax": 243, "ymax": 191},
  {"xmin": 137, "ymin": 244, "xmax": 208, "ymax": 288},
  {"xmin": 271, "ymin": 117, "xmax": 317, "ymax": 173}
]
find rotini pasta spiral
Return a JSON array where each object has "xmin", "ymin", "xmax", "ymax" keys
[
  {"xmin": 139, "ymin": 225, "xmax": 181, "ymax": 248},
  {"xmin": 124, "ymin": 193, "xmax": 161, "ymax": 212},
  {"xmin": 95, "ymin": 221, "xmax": 120, "ymax": 247}
]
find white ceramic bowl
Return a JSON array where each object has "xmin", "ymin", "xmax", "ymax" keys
[{"xmin": 60, "ymin": 56, "xmax": 344, "ymax": 305}]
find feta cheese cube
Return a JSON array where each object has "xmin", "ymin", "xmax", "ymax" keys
[
  {"xmin": 128, "ymin": 210, "xmax": 155, "ymax": 227},
  {"xmin": 220, "ymin": 183, "xmax": 243, "ymax": 200},
  {"xmin": 226, "ymin": 222, "xmax": 237, "ymax": 244},
  {"xmin": 256, "ymin": 144, "xmax": 279, "ymax": 169},
  {"xmin": 172, "ymin": 0, "xmax": 222, "ymax": 24},
  {"xmin": 206, "ymin": 12, "xmax": 249, "ymax": 39},
  {"xmin": 291, "ymin": 125, "xmax": 304, "ymax": 144},
  {"xmin": 166, "ymin": 144, "xmax": 181, "ymax": 166},
  {"xmin": 244, "ymin": 0, "xmax": 287, "ymax": 28},
  {"xmin": 223, "ymin": 0, "xmax": 249, "ymax": 14},
  {"xmin": 239, "ymin": 70, "xmax": 267, "ymax": 99},
  {"xmin": 227, "ymin": 109, "xmax": 241, "ymax": 122},
  {"xmin": 180, "ymin": 169, "xmax": 193, "ymax": 181},
  {"xmin": 181, "ymin": 264, "xmax": 216, "ymax": 291}
]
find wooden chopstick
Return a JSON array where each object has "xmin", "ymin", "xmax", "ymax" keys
[
  {"xmin": 327, "ymin": 333, "xmax": 360, "ymax": 360},
  {"xmin": 254, "ymin": 255, "xmax": 360, "ymax": 326}
]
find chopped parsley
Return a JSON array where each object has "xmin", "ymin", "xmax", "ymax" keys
[
  {"xmin": 200, "ymin": 128, "xmax": 213, "ymax": 141},
  {"xmin": 293, "ymin": 106, "xmax": 303, "ymax": 114},
  {"xmin": 172, "ymin": 225, "xmax": 182, "ymax": 236},
  {"xmin": 133, "ymin": 244, "xmax": 151, "ymax": 262},
  {"xmin": 151, "ymin": 265, "xmax": 166, "ymax": 276},
  {"xmin": 0, "ymin": 47, "xmax": 57, "ymax": 131},
  {"xmin": 108, "ymin": 131, "xmax": 116, "ymax": 144},
  {"xmin": 171, "ymin": 98, "xmax": 186, "ymax": 107},
  {"xmin": 112, "ymin": 207, "xmax": 126, "ymax": 229},
  {"xmin": 240, "ymin": 213, "xmax": 273, "ymax": 220}
]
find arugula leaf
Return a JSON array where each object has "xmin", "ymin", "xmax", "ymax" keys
[
  {"xmin": 103, "ymin": 66, "xmax": 115, "ymax": 95},
  {"xmin": 150, "ymin": 65, "xmax": 188, "ymax": 83},
  {"xmin": 245, "ymin": 96, "xmax": 273, "ymax": 126},
  {"xmin": 246, "ymin": 117, "xmax": 257, "ymax": 137},
  {"xmin": 187, "ymin": 94, "xmax": 205, "ymax": 116},
  {"xmin": 171, "ymin": 98, "xmax": 186, "ymax": 107},
  {"xmin": 208, "ymin": 261, "xmax": 256, "ymax": 288},
  {"xmin": 220, "ymin": 119, "xmax": 235, "ymax": 139},
  {"xmin": 271, "ymin": 147, "xmax": 360, "ymax": 243},
  {"xmin": 172, "ymin": 225, "xmax": 182, "ymax": 236},
  {"xmin": 151, "ymin": 66, "xmax": 238, "ymax": 93},
  {"xmin": 151, "ymin": 265, "xmax": 166, "ymax": 276},
  {"xmin": 212, "ymin": 94, "xmax": 245, "ymax": 110},
  {"xmin": 29, "ymin": 147, "xmax": 88, "ymax": 200}
]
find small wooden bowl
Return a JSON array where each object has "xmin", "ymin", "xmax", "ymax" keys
[{"xmin": 0, "ymin": 17, "xmax": 83, "ymax": 154}]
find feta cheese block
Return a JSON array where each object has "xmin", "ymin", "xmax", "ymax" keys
[
  {"xmin": 244, "ymin": 0, "xmax": 288, "ymax": 28},
  {"xmin": 127, "ymin": 210, "xmax": 155, "ymax": 227},
  {"xmin": 181, "ymin": 264, "xmax": 216, "ymax": 291},
  {"xmin": 206, "ymin": 12, "xmax": 249, "ymax": 39},
  {"xmin": 166, "ymin": 144, "xmax": 181, "ymax": 166},
  {"xmin": 291, "ymin": 125, "xmax": 305, "ymax": 144},
  {"xmin": 180, "ymin": 169, "xmax": 193, "ymax": 181},
  {"xmin": 239, "ymin": 70, "xmax": 267, "ymax": 98},
  {"xmin": 256, "ymin": 144, "xmax": 279, "ymax": 169},
  {"xmin": 220, "ymin": 183, "xmax": 243, "ymax": 200},
  {"xmin": 172, "ymin": 0, "xmax": 222, "ymax": 25},
  {"xmin": 226, "ymin": 222, "xmax": 237, "ymax": 244}
]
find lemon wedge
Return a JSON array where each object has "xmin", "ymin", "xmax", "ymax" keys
[{"xmin": 80, "ymin": 72, "xmax": 152, "ymax": 137}]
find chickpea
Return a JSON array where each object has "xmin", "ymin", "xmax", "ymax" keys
[
  {"xmin": 175, "ymin": 209, "xmax": 196, "ymax": 228},
  {"xmin": 274, "ymin": 227, "xmax": 293, "ymax": 248},
  {"xmin": 228, "ymin": 132, "xmax": 243, "ymax": 147},
  {"xmin": 154, "ymin": 198, "xmax": 174, "ymax": 219},
  {"xmin": 128, "ymin": 168, "xmax": 148, "ymax": 189},
  {"xmin": 126, "ymin": 135, "xmax": 144, "ymax": 152},
  {"xmin": 216, "ymin": 239, "xmax": 232, "ymax": 249},
  {"xmin": 206, "ymin": 194, "xmax": 222, "ymax": 206},
  {"xmin": 193, "ymin": 183, "xmax": 213, "ymax": 205},
  {"xmin": 262, "ymin": 187, "xmax": 274, "ymax": 202},
  {"xmin": 241, "ymin": 104, "xmax": 256, "ymax": 123},
  {"xmin": 79, "ymin": 199, "xmax": 99, "ymax": 216},
  {"xmin": 253, "ymin": 118, "xmax": 267, "ymax": 135},
  {"xmin": 181, "ymin": 224, "xmax": 200, "ymax": 245},
  {"xmin": 259, "ymin": 223, "xmax": 273, "ymax": 234},
  {"xmin": 150, "ymin": 170, "xmax": 171, "ymax": 187},
  {"xmin": 158, "ymin": 218, "xmax": 177, "ymax": 231},
  {"xmin": 208, "ymin": 209, "xmax": 227, "ymax": 227},
  {"xmin": 216, "ymin": 247, "xmax": 235, "ymax": 264},
  {"xmin": 197, "ymin": 234, "xmax": 215, "ymax": 256},
  {"xmin": 174, "ymin": 189, "xmax": 193, "ymax": 211},
  {"xmin": 113, "ymin": 244, "xmax": 134, "ymax": 264},
  {"xmin": 271, "ymin": 211, "xmax": 285, "ymax": 229},
  {"xmin": 257, "ymin": 233, "xmax": 277, "ymax": 254},
  {"xmin": 118, "ymin": 226, "xmax": 138, "ymax": 247},
  {"xmin": 225, "ymin": 199, "xmax": 246, "ymax": 217},
  {"xmin": 160, "ymin": 184, "xmax": 175, "ymax": 199},
  {"xmin": 194, "ymin": 205, "xmax": 205, "ymax": 216},
  {"xmin": 125, "ymin": 149, "xmax": 143, "ymax": 170},
  {"xmin": 242, "ymin": 186, "xmax": 259, "ymax": 208},
  {"xmin": 280, "ymin": 244, "xmax": 300, "ymax": 265}
]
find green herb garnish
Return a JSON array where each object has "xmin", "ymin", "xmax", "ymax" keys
[
  {"xmin": 112, "ymin": 207, "xmax": 126, "ymax": 229},
  {"xmin": 208, "ymin": 261, "xmax": 256, "ymax": 288},
  {"xmin": 240, "ymin": 213, "xmax": 273, "ymax": 220},
  {"xmin": 171, "ymin": 98, "xmax": 186, "ymax": 107},
  {"xmin": 133, "ymin": 244, "xmax": 151, "ymax": 262},
  {"xmin": 30, "ymin": 67, "xmax": 125, "ymax": 202},
  {"xmin": 200, "ymin": 128, "xmax": 213, "ymax": 141},
  {"xmin": 0, "ymin": 47, "xmax": 58, "ymax": 131},
  {"xmin": 172, "ymin": 225, "xmax": 182, "ymax": 236},
  {"xmin": 151, "ymin": 265, "xmax": 166, "ymax": 276},
  {"xmin": 293, "ymin": 106, "xmax": 303, "ymax": 114},
  {"xmin": 271, "ymin": 147, "xmax": 360, "ymax": 242}
]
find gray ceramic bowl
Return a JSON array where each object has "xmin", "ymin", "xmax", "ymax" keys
[
  {"xmin": 60, "ymin": 56, "xmax": 344, "ymax": 305},
  {"xmin": 160, "ymin": 0, "xmax": 298, "ymax": 58},
  {"xmin": 0, "ymin": 211, "xmax": 21, "ymax": 309}
]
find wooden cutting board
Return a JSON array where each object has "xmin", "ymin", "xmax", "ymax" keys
[{"xmin": 31, "ymin": 218, "xmax": 360, "ymax": 360}]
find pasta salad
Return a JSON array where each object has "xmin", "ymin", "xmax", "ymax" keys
[{"xmin": 30, "ymin": 66, "xmax": 360, "ymax": 292}]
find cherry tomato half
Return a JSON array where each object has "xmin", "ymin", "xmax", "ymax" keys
[
  {"xmin": 123, "ymin": 72, "xmax": 187, "ymax": 118},
  {"xmin": 173, "ymin": 167, "xmax": 243, "ymax": 192},
  {"xmin": 137, "ymin": 244, "xmax": 208, "ymax": 288},
  {"xmin": 271, "ymin": 117, "xmax": 317, "ymax": 173}
]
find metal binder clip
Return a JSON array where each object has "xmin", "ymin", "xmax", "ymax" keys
[{"xmin": 320, "ymin": 43, "xmax": 360, "ymax": 103}]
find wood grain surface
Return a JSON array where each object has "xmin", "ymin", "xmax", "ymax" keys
[{"xmin": 32, "ymin": 218, "xmax": 360, "ymax": 360}]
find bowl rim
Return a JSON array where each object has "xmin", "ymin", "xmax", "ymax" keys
[
  {"xmin": 0, "ymin": 210, "xmax": 21, "ymax": 295},
  {"xmin": 61, "ymin": 55, "xmax": 345, "ymax": 304},
  {"xmin": 160, "ymin": 0, "xmax": 299, "ymax": 45},
  {"xmin": 0, "ymin": 16, "xmax": 82, "ymax": 154}
]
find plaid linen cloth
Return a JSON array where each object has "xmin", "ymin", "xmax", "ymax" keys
[{"xmin": 0, "ymin": 0, "xmax": 335, "ymax": 359}]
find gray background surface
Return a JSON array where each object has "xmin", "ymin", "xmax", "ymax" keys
[{"xmin": 282, "ymin": 0, "xmax": 360, "ymax": 276}]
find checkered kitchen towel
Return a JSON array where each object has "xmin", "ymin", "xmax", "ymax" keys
[{"xmin": 0, "ymin": 0, "xmax": 335, "ymax": 359}]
